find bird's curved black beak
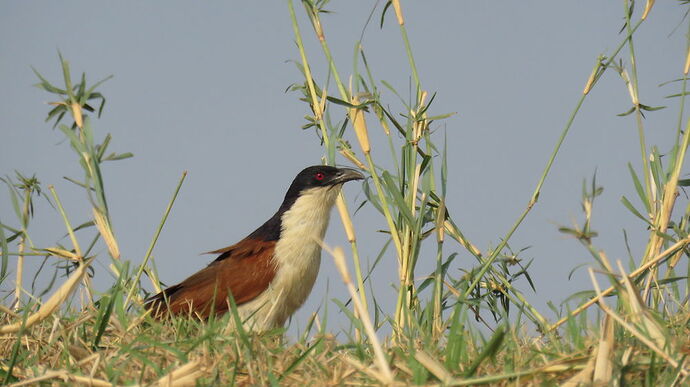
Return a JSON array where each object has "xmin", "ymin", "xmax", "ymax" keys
[{"xmin": 331, "ymin": 168, "xmax": 365, "ymax": 185}]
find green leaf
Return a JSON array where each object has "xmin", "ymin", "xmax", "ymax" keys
[
  {"xmin": 71, "ymin": 220, "xmax": 95, "ymax": 234},
  {"xmin": 417, "ymin": 92, "xmax": 437, "ymax": 117},
  {"xmin": 380, "ymin": 0, "xmax": 393, "ymax": 28},
  {"xmin": 426, "ymin": 112, "xmax": 457, "ymax": 121},
  {"xmin": 628, "ymin": 162, "xmax": 650, "ymax": 213},
  {"xmin": 59, "ymin": 51, "xmax": 75, "ymax": 100},
  {"xmin": 649, "ymin": 147, "xmax": 665, "ymax": 191},
  {"xmin": 379, "ymin": 105, "xmax": 406, "ymax": 136},
  {"xmin": 621, "ymin": 195, "xmax": 652, "ymax": 225},
  {"xmin": 31, "ymin": 67, "xmax": 67, "ymax": 94},
  {"xmin": 77, "ymin": 72, "xmax": 87, "ymax": 103},
  {"xmin": 63, "ymin": 176, "xmax": 94, "ymax": 191},
  {"xmin": 617, "ymin": 106, "xmax": 636, "ymax": 116},
  {"xmin": 464, "ymin": 325, "xmax": 506, "ymax": 377},
  {"xmin": 639, "ymin": 103, "xmax": 665, "ymax": 112},
  {"xmin": 325, "ymin": 96, "xmax": 358, "ymax": 108},
  {"xmin": 58, "ymin": 124, "xmax": 86, "ymax": 153},
  {"xmin": 93, "ymin": 289, "xmax": 118, "ymax": 349},
  {"xmin": 445, "ymin": 302, "xmax": 467, "ymax": 371},
  {"xmin": 45, "ymin": 104, "xmax": 67, "ymax": 123},
  {"xmin": 102, "ymin": 152, "xmax": 134, "ymax": 162},
  {"xmin": 382, "ymin": 171, "xmax": 415, "ymax": 227},
  {"xmin": 0, "ymin": 217, "xmax": 9, "ymax": 282},
  {"xmin": 85, "ymin": 75, "xmax": 114, "ymax": 98},
  {"xmin": 665, "ymin": 92, "xmax": 690, "ymax": 99},
  {"xmin": 567, "ymin": 263, "xmax": 588, "ymax": 281},
  {"xmin": 279, "ymin": 337, "xmax": 323, "ymax": 381},
  {"xmin": 362, "ymin": 179, "xmax": 383, "ymax": 214},
  {"xmin": 2, "ymin": 177, "xmax": 22, "ymax": 221}
]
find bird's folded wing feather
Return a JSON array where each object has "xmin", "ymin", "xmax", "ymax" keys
[{"xmin": 145, "ymin": 239, "xmax": 277, "ymax": 318}]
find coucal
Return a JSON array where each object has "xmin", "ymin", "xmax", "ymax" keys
[{"xmin": 145, "ymin": 165, "xmax": 364, "ymax": 331}]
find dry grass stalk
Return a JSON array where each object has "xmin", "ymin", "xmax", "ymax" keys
[
  {"xmin": 336, "ymin": 195, "xmax": 356, "ymax": 244},
  {"xmin": 341, "ymin": 355, "xmax": 389, "ymax": 385},
  {"xmin": 0, "ymin": 304, "xmax": 20, "ymax": 318},
  {"xmin": 14, "ymin": 237, "xmax": 25, "ymax": 310},
  {"xmin": 338, "ymin": 147, "xmax": 366, "ymax": 169},
  {"xmin": 549, "ymin": 237, "xmax": 690, "ymax": 332},
  {"xmin": 588, "ymin": 267, "xmax": 688, "ymax": 376},
  {"xmin": 592, "ymin": 315, "xmax": 614, "ymax": 385},
  {"xmin": 93, "ymin": 207, "xmax": 120, "ymax": 261},
  {"xmin": 153, "ymin": 359, "xmax": 206, "ymax": 387},
  {"xmin": 616, "ymin": 261, "xmax": 667, "ymax": 350},
  {"xmin": 8, "ymin": 369, "xmax": 112, "ymax": 387},
  {"xmin": 391, "ymin": 0, "xmax": 404, "ymax": 25},
  {"xmin": 43, "ymin": 247, "xmax": 81, "ymax": 261},
  {"xmin": 414, "ymin": 350, "xmax": 453, "ymax": 385},
  {"xmin": 330, "ymin": 245, "xmax": 394, "ymax": 385},
  {"xmin": 348, "ymin": 96, "xmax": 370, "ymax": 155},
  {"xmin": 443, "ymin": 220, "xmax": 481, "ymax": 256},
  {"xmin": 561, "ymin": 354, "xmax": 596, "ymax": 387},
  {"xmin": 0, "ymin": 260, "xmax": 91, "ymax": 334},
  {"xmin": 71, "ymin": 102, "xmax": 83, "ymax": 129},
  {"xmin": 642, "ymin": 0, "xmax": 655, "ymax": 20}
]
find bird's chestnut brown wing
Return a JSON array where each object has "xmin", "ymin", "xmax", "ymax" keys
[{"xmin": 146, "ymin": 239, "xmax": 277, "ymax": 319}]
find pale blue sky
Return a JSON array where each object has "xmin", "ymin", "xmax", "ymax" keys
[{"xmin": 1, "ymin": 2, "xmax": 687, "ymax": 336}]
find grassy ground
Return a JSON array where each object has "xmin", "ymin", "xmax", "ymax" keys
[{"xmin": 3, "ymin": 1, "xmax": 690, "ymax": 385}]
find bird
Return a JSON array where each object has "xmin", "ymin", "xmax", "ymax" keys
[{"xmin": 145, "ymin": 165, "xmax": 364, "ymax": 331}]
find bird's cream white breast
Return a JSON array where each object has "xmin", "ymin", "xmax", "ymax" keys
[{"xmin": 237, "ymin": 185, "xmax": 342, "ymax": 330}]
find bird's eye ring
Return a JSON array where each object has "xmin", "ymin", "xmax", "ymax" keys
[{"xmin": 315, "ymin": 172, "xmax": 325, "ymax": 181}]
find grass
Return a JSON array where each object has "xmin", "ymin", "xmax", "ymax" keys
[{"xmin": 2, "ymin": 0, "xmax": 690, "ymax": 385}]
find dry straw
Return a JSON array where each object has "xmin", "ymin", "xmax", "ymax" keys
[
  {"xmin": 1, "ymin": 260, "xmax": 91, "ymax": 334},
  {"xmin": 327, "ymin": 244, "xmax": 394, "ymax": 385}
]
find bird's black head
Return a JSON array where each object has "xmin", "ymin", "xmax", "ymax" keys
[
  {"xmin": 282, "ymin": 165, "xmax": 364, "ymax": 202},
  {"xmin": 247, "ymin": 165, "xmax": 364, "ymax": 242}
]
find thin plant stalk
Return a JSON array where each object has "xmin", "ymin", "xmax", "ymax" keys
[
  {"xmin": 298, "ymin": 0, "xmax": 368, "ymax": 313},
  {"xmin": 463, "ymin": 16, "xmax": 645, "ymax": 309},
  {"xmin": 48, "ymin": 185, "xmax": 93, "ymax": 303},
  {"xmin": 14, "ymin": 236, "xmax": 24, "ymax": 309},
  {"xmin": 124, "ymin": 171, "xmax": 187, "ymax": 308}
]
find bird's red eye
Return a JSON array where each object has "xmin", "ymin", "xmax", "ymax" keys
[{"xmin": 315, "ymin": 172, "xmax": 325, "ymax": 181}]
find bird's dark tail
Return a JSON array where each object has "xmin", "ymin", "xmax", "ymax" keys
[{"xmin": 144, "ymin": 285, "xmax": 182, "ymax": 318}]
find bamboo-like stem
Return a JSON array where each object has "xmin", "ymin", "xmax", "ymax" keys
[
  {"xmin": 13, "ymin": 187, "xmax": 35, "ymax": 309},
  {"xmin": 389, "ymin": 1, "xmax": 423, "ymax": 333},
  {"xmin": 669, "ymin": 24, "xmax": 690, "ymax": 269},
  {"xmin": 336, "ymin": 194, "xmax": 368, "ymax": 312},
  {"xmin": 14, "ymin": 236, "xmax": 24, "ymax": 310},
  {"xmin": 432, "ymin": 199, "xmax": 445, "ymax": 336}
]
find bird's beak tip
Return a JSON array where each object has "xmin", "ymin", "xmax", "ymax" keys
[{"xmin": 336, "ymin": 168, "xmax": 365, "ymax": 183}]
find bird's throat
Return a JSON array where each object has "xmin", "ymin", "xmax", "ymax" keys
[{"xmin": 243, "ymin": 185, "xmax": 342, "ymax": 328}]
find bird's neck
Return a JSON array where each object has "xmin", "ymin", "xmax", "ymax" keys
[
  {"xmin": 248, "ymin": 185, "xmax": 343, "ymax": 242},
  {"xmin": 278, "ymin": 185, "xmax": 341, "ymax": 245},
  {"xmin": 253, "ymin": 185, "xmax": 342, "ymax": 327}
]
